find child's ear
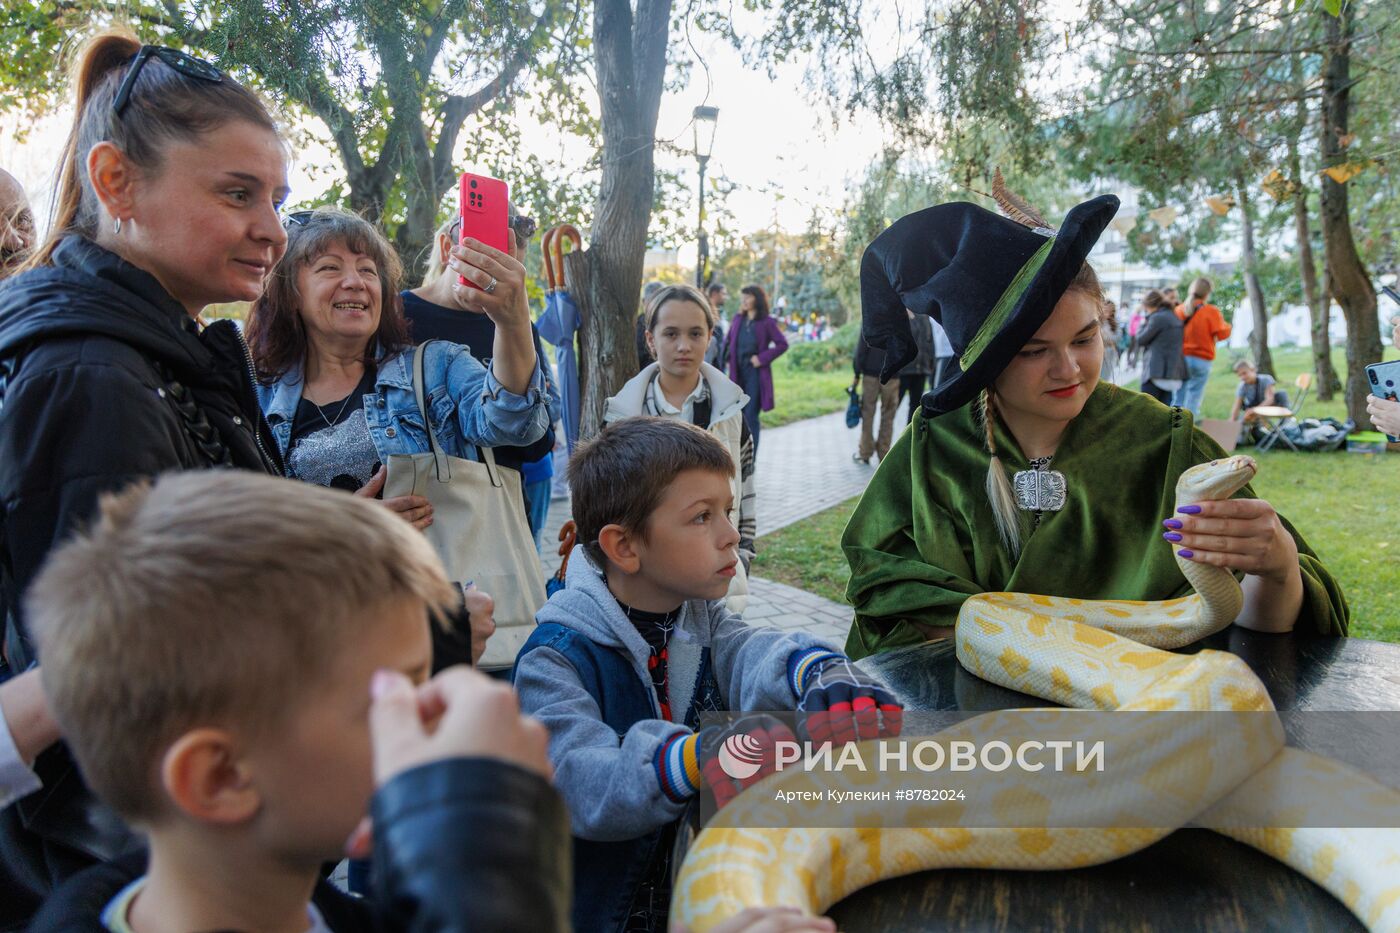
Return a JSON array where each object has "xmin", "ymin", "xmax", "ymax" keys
[
  {"xmin": 161, "ymin": 728, "xmax": 259, "ymax": 825},
  {"xmin": 645, "ymin": 329, "xmax": 657, "ymax": 358},
  {"xmin": 598, "ymin": 523, "xmax": 641, "ymax": 575}
]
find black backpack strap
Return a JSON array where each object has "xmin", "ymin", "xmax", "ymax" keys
[{"xmin": 690, "ymin": 394, "xmax": 712, "ymax": 429}]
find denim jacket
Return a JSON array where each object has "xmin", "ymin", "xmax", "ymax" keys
[{"xmin": 256, "ymin": 341, "xmax": 557, "ymax": 465}]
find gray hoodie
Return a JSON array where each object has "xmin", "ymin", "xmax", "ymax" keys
[{"xmin": 514, "ymin": 551, "xmax": 839, "ymax": 841}]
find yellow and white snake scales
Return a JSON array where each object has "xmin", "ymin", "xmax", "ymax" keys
[{"xmin": 672, "ymin": 456, "xmax": 1400, "ymax": 931}]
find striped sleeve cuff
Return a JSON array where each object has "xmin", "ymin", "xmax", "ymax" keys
[
  {"xmin": 787, "ymin": 648, "xmax": 843, "ymax": 698},
  {"xmin": 654, "ymin": 730, "xmax": 702, "ymax": 803}
]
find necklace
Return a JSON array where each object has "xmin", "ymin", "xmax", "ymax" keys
[
  {"xmin": 1013, "ymin": 455, "xmax": 1066, "ymax": 526},
  {"xmin": 312, "ymin": 389, "xmax": 357, "ymax": 431}
]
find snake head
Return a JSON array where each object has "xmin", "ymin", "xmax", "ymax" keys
[{"xmin": 1177, "ymin": 455, "xmax": 1258, "ymax": 504}]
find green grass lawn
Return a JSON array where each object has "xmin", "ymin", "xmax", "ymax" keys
[
  {"xmin": 763, "ymin": 353, "xmax": 855, "ymax": 428},
  {"xmin": 754, "ymin": 344, "xmax": 1400, "ymax": 642}
]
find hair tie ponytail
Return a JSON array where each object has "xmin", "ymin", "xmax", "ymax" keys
[{"xmin": 22, "ymin": 32, "xmax": 142, "ymax": 272}]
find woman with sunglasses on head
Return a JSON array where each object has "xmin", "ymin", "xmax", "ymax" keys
[
  {"xmin": 402, "ymin": 206, "xmax": 560, "ymax": 548},
  {"xmin": 0, "ymin": 31, "xmax": 291, "ymax": 916}
]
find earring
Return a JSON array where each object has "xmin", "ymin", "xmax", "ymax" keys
[{"xmin": 113, "ymin": 217, "xmax": 123, "ymax": 235}]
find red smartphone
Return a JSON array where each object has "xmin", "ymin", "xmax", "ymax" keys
[{"xmin": 458, "ymin": 172, "xmax": 510, "ymax": 288}]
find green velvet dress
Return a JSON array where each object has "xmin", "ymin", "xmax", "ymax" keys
[{"xmin": 842, "ymin": 384, "xmax": 1350, "ymax": 659}]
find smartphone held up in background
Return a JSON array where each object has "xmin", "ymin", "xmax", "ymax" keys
[{"xmin": 457, "ymin": 172, "xmax": 510, "ymax": 288}]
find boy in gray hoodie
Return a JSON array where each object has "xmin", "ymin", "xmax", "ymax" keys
[{"xmin": 513, "ymin": 417, "xmax": 902, "ymax": 933}]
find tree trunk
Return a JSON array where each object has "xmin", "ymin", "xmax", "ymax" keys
[
  {"xmin": 1288, "ymin": 81, "xmax": 1341, "ymax": 400},
  {"xmin": 1319, "ymin": 6, "xmax": 1383, "ymax": 429},
  {"xmin": 569, "ymin": 0, "xmax": 673, "ymax": 441},
  {"xmin": 1236, "ymin": 178, "xmax": 1274, "ymax": 375},
  {"xmin": 1297, "ymin": 196, "xmax": 1342, "ymax": 400}
]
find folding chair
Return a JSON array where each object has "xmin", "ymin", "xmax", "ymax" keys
[{"xmin": 1253, "ymin": 373, "xmax": 1312, "ymax": 453}]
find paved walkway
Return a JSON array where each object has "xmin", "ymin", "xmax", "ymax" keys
[{"xmin": 537, "ymin": 402, "xmax": 911, "ymax": 647}]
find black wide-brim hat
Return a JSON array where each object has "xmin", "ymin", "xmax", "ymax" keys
[{"xmin": 860, "ymin": 194, "xmax": 1119, "ymax": 417}]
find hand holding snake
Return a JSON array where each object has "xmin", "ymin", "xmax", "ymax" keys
[{"xmin": 1166, "ymin": 496, "xmax": 1300, "ymax": 582}]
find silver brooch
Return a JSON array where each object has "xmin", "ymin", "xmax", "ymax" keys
[{"xmin": 1013, "ymin": 467, "xmax": 1066, "ymax": 513}]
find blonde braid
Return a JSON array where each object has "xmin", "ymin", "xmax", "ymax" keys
[{"xmin": 981, "ymin": 390, "xmax": 1022, "ymax": 558}]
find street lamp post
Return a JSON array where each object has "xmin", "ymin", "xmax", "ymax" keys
[{"xmin": 692, "ymin": 105, "xmax": 719, "ymax": 289}]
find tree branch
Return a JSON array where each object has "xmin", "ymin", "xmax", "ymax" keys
[{"xmin": 429, "ymin": 8, "xmax": 554, "ymax": 192}]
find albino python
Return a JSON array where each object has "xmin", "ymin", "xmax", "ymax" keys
[{"xmin": 672, "ymin": 456, "xmax": 1400, "ymax": 931}]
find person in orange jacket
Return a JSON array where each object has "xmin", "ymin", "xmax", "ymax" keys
[{"xmin": 1172, "ymin": 276, "xmax": 1231, "ymax": 417}]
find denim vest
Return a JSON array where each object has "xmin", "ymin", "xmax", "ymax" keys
[
  {"xmin": 516, "ymin": 622, "xmax": 723, "ymax": 933},
  {"xmin": 256, "ymin": 341, "xmax": 553, "ymax": 466}
]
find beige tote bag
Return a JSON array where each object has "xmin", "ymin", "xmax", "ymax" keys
[{"xmin": 384, "ymin": 343, "xmax": 546, "ymax": 670}]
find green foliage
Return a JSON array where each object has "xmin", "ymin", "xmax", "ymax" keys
[
  {"xmin": 0, "ymin": 0, "xmax": 589, "ymax": 269},
  {"xmin": 761, "ymin": 351, "xmax": 856, "ymax": 427},
  {"xmin": 1210, "ymin": 254, "xmax": 1306, "ymax": 326},
  {"xmin": 782, "ymin": 321, "xmax": 859, "ymax": 372}
]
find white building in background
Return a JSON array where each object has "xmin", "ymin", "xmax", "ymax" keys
[
  {"xmin": 1087, "ymin": 187, "xmax": 1399, "ymax": 349},
  {"xmin": 1229, "ymin": 292, "xmax": 1399, "ymax": 351},
  {"xmin": 1088, "ymin": 188, "xmax": 1184, "ymax": 313},
  {"xmin": 642, "ymin": 246, "xmax": 679, "ymax": 274}
]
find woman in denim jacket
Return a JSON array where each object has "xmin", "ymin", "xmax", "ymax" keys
[{"xmin": 246, "ymin": 208, "xmax": 557, "ymax": 521}]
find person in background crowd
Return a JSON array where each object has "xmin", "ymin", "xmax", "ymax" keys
[
  {"xmin": 1173, "ymin": 276, "xmax": 1231, "ymax": 418},
  {"xmin": 0, "ymin": 168, "xmax": 36, "ymax": 278},
  {"xmin": 897, "ymin": 308, "xmax": 936, "ymax": 424},
  {"xmin": 0, "ymin": 32, "xmax": 291, "ymax": 919},
  {"xmin": 1229, "ymin": 359, "xmax": 1292, "ymax": 447},
  {"xmin": 636, "ymin": 280, "xmax": 663, "ymax": 369},
  {"xmin": 852, "ymin": 326, "xmax": 899, "ymax": 465},
  {"xmin": 727, "ymin": 284, "xmax": 788, "ymax": 456},
  {"xmin": 1164, "ymin": 286, "xmax": 1179, "ymax": 308},
  {"xmin": 1135, "ymin": 289, "xmax": 1186, "ymax": 405},
  {"xmin": 405, "ymin": 206, "xmax": 562, "ymax": 549},
  {"xmin": 1125, "ymin": 298, "xmax": 1147, "ymax": 367},
  {"xmin": 1099, "ymin": 299, "xmax": 1121, "ymax": 384},
  {"xmin": 704, "ymin": 282, "xmax": 728, "ymax": 368}
]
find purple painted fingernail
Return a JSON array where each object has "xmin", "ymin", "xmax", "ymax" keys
[
  {"xmin": 1177, "ymin": 548, "xmax": 1194, "ymax": 559},
  {"xmin": 1163, "ymin": 532, "xmax": 1182, "ymax": 542},
  {"xmin": 1177, "ymin": 505, "xmax": 1202, "ymax": 514},
  {"xmin": 1162, "ymin": 519, "xmax": 1183, "ymax": 530}
]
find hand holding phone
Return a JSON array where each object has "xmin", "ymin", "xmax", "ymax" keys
[{"xmin": 1366, "ymin": 360, "xmax": 1400, "ymax": 441}]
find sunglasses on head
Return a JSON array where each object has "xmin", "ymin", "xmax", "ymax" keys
[
  {"xmin": 449, "ymin": 213, "xmax": 537, "ymax": 242},
  {"xmin": 282, "ymin": 210, "xmax": 319, "ymax": 228},
  {"xmin": 112, "ymin": 46, "xmax": 225, "ymax": 118}
]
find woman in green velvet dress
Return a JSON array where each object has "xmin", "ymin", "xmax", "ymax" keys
[{"xmin": 842, "ymin": 197, "xmax": 1349, "ymax": 660}]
